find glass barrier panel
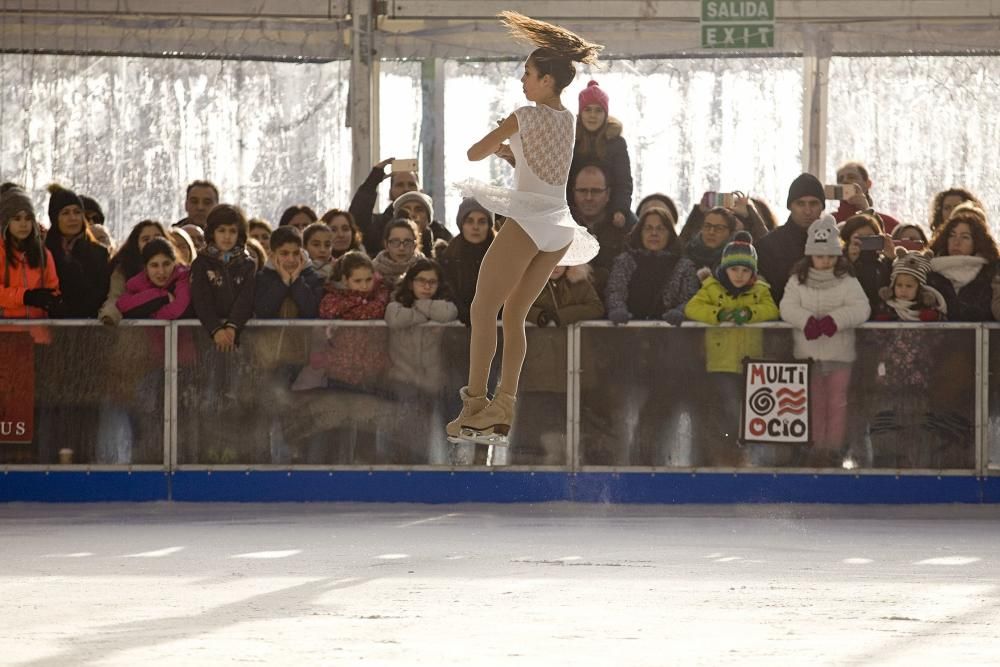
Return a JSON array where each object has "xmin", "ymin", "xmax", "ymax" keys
[
  {"xmin": 578, "ymin": 324, "xmax": 977, "ymax": 470},
  {"xmin": 175, "ymin": 322, "xmax": 568, "ymax": 466},
  {"xmin": 0, "ymin": 322, "xmax": 166, "ymax": 466},
  {"xmin": 989, "ymin": 327, "xmax": 1000, "ymax": 470}
]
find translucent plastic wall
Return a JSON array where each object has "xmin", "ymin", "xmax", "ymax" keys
[
  {"xmin": 444, "ymin": 57, "xmax": 803, "ymax": 230},
  {"xmin": 0, "ymin": 54, "xmax": 353, "ymax": 240},
  {"xmin": 827, "ymin": 56, "xmax": 1000, "ymax": 237}
]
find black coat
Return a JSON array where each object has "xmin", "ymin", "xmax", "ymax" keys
[
  {"xmin": 347, "ymin": 168, "xmax": 453, "ymax": 256},
  {"xmin": 190, "ymin": 247, "xmax": 257, "ymax": 337},
  {"xmin": 48, "ymin": 237, "xmax": 110, "ymax": 318},
  {"xmin": 756, "ymin": 219, "xmax": 809, "ymax": 305},
  {"xmin": 254, "ymin": 263, "xmax": 324, "ymax": 319},
  {"xmin": 928, "ymin": 261, "xmax": 997, "ymax": 322},
  {"xmin": 851, "ymin": 251, "xmax": 892, "ymax": 316},
  {"xmin": 438, "ymin": 234, "xmax": 492, "ymax": 324},
  {"xmin": 567, "ymin": 118, "xmax": 635, "ymax": 222}
]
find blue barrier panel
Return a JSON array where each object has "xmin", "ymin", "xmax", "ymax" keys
[
  {"xmin": 0, "ymin": 471, "xmax": 169, "ymax": 502},
  {"xmin": 570, "ymin": 472, "xmax": 987, "ymax": 504},
  {"xmin": 171, "ymin": 470, "xmax": 572, "ymax": 503}
]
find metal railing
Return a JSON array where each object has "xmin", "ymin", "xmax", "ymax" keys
[{"xmin": 1, "ymin": 319, "xmax": 997, "ymax": 476}]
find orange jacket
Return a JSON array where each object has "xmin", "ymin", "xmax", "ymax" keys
[{"xmin": 0, "ymin": 242, "xmax": 60, "ymax": 319}]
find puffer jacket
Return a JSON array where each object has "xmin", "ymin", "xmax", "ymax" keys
[
  {"xmin": 0, "ymin": 242, "xmax": 60, "ymax": 319},
  {"xmin": 568, "ymin": 117, "xmax": 634, "ymax": 222},
  {"xmin": 684, "ymin": 274, "xmax": 779, "ymax": 373},
  {"xmin": 116, "ymin": 264, "xmax": 192, "ymax": 320},
  {"xmin": 384, "ymin": 298, "xmax": 458, "ymax": 392},
  {"xmin": 527, "ymin": 264, "xmax": 604, "ymax": 326},
  {"xmin": 779, "ymin": 271, "xmax": 871, "ymax": 363},
  {"xmin": 315, "ymin": 276, "xmax": 390, "ymax": 388}
]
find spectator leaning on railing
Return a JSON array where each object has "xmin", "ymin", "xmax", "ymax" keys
[
  {"xmin": 99, "ymin": 220, "xmax": 168, "ymax": 326},
  {"xmin": 0, "ymin": 187, "xmax": 61, "ymax": 319},
  {"xmin": 926, "ymin": 201, "xmax": 999, "ymax": 322},
  {"xmin": 254, "ymin": 226, "xmax": 323, "ymax": 319},
  {"xmin": 116, "ymin": 237, "xmax": 192, "ymax": 320},
  {"xmin": 684, "ymin": 231, "xmax": 779, "ymax": 464},
  {"xmin": 779, "ymin": 214, "xmax": 871, "ymax": 467},
  {"xmin": 190, "ymin": 204, "xmax": 257, "ymax": 352},
  {"xmin": 44, "ymin": 184, "xmax": 110, "ymax": 318},
  {"xmin": 604, "ymin": 206, "xmax": 699, "ymax": 327}
]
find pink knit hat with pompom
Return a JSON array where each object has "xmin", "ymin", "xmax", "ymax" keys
[{"xmin": 578, "ymin": 80, "xmax": 609, "ymax": 114}]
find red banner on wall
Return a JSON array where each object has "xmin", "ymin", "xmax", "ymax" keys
[{"xmin": 0, "ymin": 332, "xmax": 35, "ymax": 443}]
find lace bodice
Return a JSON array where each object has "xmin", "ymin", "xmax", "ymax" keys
[{"xmin": 511, "ymin": 105, "xmax": 575, "ymax": 191}]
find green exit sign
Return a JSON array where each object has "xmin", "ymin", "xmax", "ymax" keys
[
  {"xmin": 702, "ymin": 0, "xmax": 774, "ymax": 22},
  {"xmin": 702, "ymin": 24, "xmax": 774, "ymax": 48},
  {"xmin": 701, "ymin": 0, "xmax": 776, "ymax": 49}
]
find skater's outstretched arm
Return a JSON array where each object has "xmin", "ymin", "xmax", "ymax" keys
[{"xmin": 467, "ymin": 114, "xmax": 518, "ymax": 161}]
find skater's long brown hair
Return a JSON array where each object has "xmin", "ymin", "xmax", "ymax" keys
[{"xmin": 499, "ymin": 11, "xmax": 603, "ymax": 93}]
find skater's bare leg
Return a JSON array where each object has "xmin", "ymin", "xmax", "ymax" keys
[{"xmin": 467, "ymin": 220, "xmax": 542, "ymax": 396}]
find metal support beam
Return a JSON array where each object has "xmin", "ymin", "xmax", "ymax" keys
[
  {"xmin": 420, "ymin": 58, "xmax": 446, "ymax": 227},
  {"xmin": 801, "ymin": 25, "xmax": 831, "ymax": 177},
  {"xmin": 350, "ymin": 0, "xmax": 379, "ymax": 193}
]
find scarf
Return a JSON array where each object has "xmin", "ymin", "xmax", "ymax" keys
[
  {"xmin": 372, "ymin": 250, "xmax": 425, "ymax": 283},
  {"xmin": 930, "ymin": 255, "xmax": 987, "ymax": 292},
  {"xmin": 684, "ymin": 233, "xmax": 726, "ymax": 271},
  {"xmin": 882, "ymin": 297, "xmax": 921, "ymax": 322},
  {"xmin": 807, "ymin": 267, "xmax": 841, "ymax": 289}
]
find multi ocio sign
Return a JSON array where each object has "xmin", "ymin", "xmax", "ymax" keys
[
  {"xmin": 701, "ymin": 0, "xmax": 776, "ymax": 49},
  {"xmin": 741, "ymin": 360, "xmax": 810, "ymax": 445}
]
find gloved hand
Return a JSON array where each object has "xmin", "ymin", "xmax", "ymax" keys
[
  {"xmin": 918, "ymin": 308, "xmax": 941, "ymax": 322},
  {"xmin": 818, "ymin": 315, "xmax": 838, "ymax": 337},
  {"xmin": 608, "ymin": 308, "xmax": 630, "ymax": 326},
  {"xmin": 662, "ymin": 309, "xmax": 684, "ymax": 326},
  {"xmin": 717, "ymin": 308, "xmax": 734, "ymax": 323},
  {"xmin": 23, "ymin": 288, "xmax": 58, "ymax": 311},
  {"xmin": 731, "ymin": 307, "xmax": 753, "ymax": 325},
  {"xmin": 804, "ymin": 316, "xmax": 821, "ymax": 341},
  {"xmin": 536, "ymin": 310, "xmax": 560, "ymax": 327}
]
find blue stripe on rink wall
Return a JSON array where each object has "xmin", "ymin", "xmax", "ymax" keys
[
  {"xmin": 0, "ymin": 471, "xmax": 169, "ymax": 502},
  {"xmin": 0, "ymin": 470, "xmax": 995, "ymax": 503},
  {"xmin": 170, "ymin": 471, "xmax": 572, "ymax": 503}
]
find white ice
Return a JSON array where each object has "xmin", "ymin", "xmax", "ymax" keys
[{"xmin": 2, "ymin": 503, "xmax": 1000, "ymax": 665}]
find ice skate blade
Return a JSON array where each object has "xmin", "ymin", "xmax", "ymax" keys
[{"xmin": 454, "ymin": 428, "xmax": 510, "ymax": 447}]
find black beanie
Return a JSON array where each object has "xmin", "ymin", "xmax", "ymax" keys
[
  {"xmin": 47, "ymin": 184, "xmax": 84, "ymax": 225},
  {"xmin": 80, "ymin": 195, "xmax": 104, "ymax": 224},
  {"xmin": 786, "ymin": 173, "xmax": 824, "ymax": 209}
]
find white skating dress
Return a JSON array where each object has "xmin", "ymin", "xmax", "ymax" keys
[{"xmin": 457, "ymin": 104, "xmax": 600, "ymax": 266}]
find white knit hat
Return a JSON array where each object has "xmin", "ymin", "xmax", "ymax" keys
[{"xmin": 804, "ymin": 214, "xmax": 841, "ymax": 256}]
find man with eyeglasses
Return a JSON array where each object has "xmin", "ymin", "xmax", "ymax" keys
[{"xmin": 570, "ymin": 163, "xmax": 634, "ymax": 292}]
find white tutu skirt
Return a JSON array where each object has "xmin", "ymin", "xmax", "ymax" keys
[{"xmin": 457, "ymin": 178, "xmax": 600, "ymax": 266}]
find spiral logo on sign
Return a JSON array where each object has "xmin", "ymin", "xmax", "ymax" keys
[{"xmin": 749, "ymin": 387, "xmax": 775, "ymax": 416}]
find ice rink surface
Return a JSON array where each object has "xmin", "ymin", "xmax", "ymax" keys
[{"xmin": 2, "ymin": 502, "xmax": 1000, "ymax": 666}]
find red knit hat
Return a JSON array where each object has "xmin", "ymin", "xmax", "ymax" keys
[{"xmin": 578, "ymin": 80, "xmax": 609, "ymax": 114}]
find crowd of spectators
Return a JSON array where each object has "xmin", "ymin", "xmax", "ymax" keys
[{"xmin": 1, "ymin": 79, "xmax": 997, "ymax": 466}]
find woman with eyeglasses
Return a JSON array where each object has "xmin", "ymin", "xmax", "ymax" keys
[
  {"xmin": 372, "ymin": 218, "xmax": 425, "ymax": 289},
  {"xmin": 683, "ymin": 206, "xmax": 736, "ymax": 274}
]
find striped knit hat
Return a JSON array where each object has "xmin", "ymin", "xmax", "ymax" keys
[
  {"xmin": 718, "ymin": 231, "xmax": 757, "ymax": 275},
  {"xmin": 890, "ymin": 247, "xmax": 931, "ymax": 287}
]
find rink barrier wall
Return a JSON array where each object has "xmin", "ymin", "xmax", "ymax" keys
[{"xmin": 0, "ymin": 319, "xmax": 997, "ymax": 503}]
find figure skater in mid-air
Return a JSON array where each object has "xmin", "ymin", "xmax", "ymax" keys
[{"xmin": 448, "ymin": 11, "xmax": 603, "ymax": 447}]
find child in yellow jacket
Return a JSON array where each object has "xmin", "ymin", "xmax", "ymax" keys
[{"xmin": 684, "ymin": 231, "xmax": 779, "ymax": 463}]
